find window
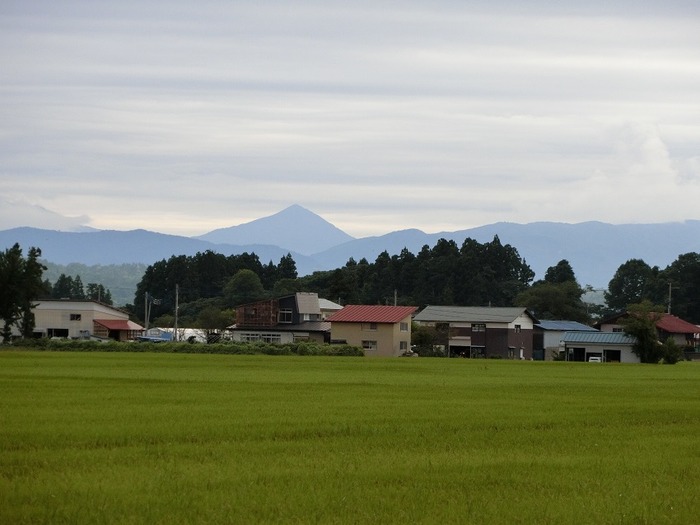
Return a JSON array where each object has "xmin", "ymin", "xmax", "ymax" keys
[
  {"xmin": 362, "ymin": 340, "xmax": 377, "ymax": 351},
  {"xmin": 261, "ymin": 333, "xmax": 282, "ymax": 343},
  {"xmin": 70, "ymin": 314, "xmax": 81, "ymax": 321},
  {"xmin": 400, "ymin": 322, "xmax": 408, "ymax": 332},
  {"xmin": 362, "ymin": 323, "xmax": 378, "ymax": 331},
  {"xmin": 278, "ymin": 309, "xmax": 292, "ymax": 323},
  {"xmin": 514, "ymin": 324, "xmax": 521, "ymax": 333},
  {"xmin": 612, "ymin": 327, "xmax": 623, "ymax": 333},
  {"xmin": 472, "ymin": 323, "xmax": 486, "ymax": 332},
  {"xmin": 400, "ymin": 341, "xmax": 408, "ymax": 351},
  {"xmin": 240, "ymin": 332, "xmax": 282, "ymax": 344}
]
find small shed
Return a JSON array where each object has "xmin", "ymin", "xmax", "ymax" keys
[{"xmin": 560, "ymin": 331, "xmax": 638, "ymax": 363}]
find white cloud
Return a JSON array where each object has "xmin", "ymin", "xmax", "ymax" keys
[{"xmin": 0, "ymin": 199, "xmax": 90, "ymax": 232}]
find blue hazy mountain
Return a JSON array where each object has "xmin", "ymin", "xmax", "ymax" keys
[
  {"xmin": 195, "ymin": 204, "xmax": 355, "ymax": 255},
  {"xmin": 0, "ymin": 227, "xmax": 318, "ymax": 276},
  {"xmin": 2, "ymin": 205, "xmax": 700, "ymax": 288}
]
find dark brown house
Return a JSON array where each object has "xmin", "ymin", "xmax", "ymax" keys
[
  {"xmin": 413, "ymin": 306, "xmax": 538, "ymax": 359},
  {"xmin": 230, "ymin": 292, "xmax": 340, "ymax": 344}
]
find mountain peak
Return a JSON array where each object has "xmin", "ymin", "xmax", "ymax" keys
[{"xmin": 196, "ymin": 205, "xmax": 355, "ymax": 255}]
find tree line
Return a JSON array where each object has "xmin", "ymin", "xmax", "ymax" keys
[
  {"xmin": 3, "ymin": 238, "xmax": 700, "ymax": 342},
  {"xmin": 133, "ymin": 251, "xmax": 298, "ymax": 328},
  {"xmin": 604, "ymin": 255, "xmax": 700, "ymax": 323},
  {"xmin": 131, "ymin": 236, "xmax": 700, "ymax": 329},
  {"xmin": 133, "ymin": 236, "xmax": 540, "ymax": 329}
]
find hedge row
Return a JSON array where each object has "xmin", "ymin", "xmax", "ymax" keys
[{"xmin": 5, "ymin": 338, "xmax": 365, "ymax": 357}]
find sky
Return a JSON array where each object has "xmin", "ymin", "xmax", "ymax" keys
[{"xmin": 1, "ymin": 0, "xmax": 699, "ymax": 238}]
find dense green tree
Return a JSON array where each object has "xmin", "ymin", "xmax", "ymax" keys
[
  {"xmin": 658, "ymin": 252, "xmax": 700, "ymax": 323},
  {"xmin": 223, "ymin": 269, "xmax": 266, "ymax": 307},
  {"xmin": 605, "ymin": 259, "xmax": 662, "ymax": 312},
  {"xmin": 516, "ymin": 260, "xmax": 588, "ymax": 322},
  {"xmin": 195, "ymin": 250, "xmax": 232, "ymax": 298},
  {"xmin": 544, "ymin": 259, "xmax": 576, "ymax": 284},
  {"xmin": 278, "ymin": 253, "xmax": 298, "ymax": 280},
  {"xmin": 72, "ymin": 275, "xmax": 85, "ymax": 299},
  {"xmin": 85, "ymin": 283, "xmax": 113, "ymax": 305},
  {"xmin": 516, "ymin": 281, "xmax": 589, "ymax": 323},
  {"xmin": 52, "ymin": 274, "xmax": 74, "ymax": 298},
  {"xmin": 621, "ymin": 302, "xmax": 665, "ymax": 364},
  {"xmin": 271, "ymin": 278, "xmax": 303, "ymax": 297},
  {"xmin": 260, "ymin": 261, "xmax": 278, "ymax": 290},
  {"xmin": 328, "ymin": 268, "xmax": 353, "ymax": 305},
  {"xmin": 0, "ymin": 244, "xmax": 46, "ymax": 341},
  {"xmin": 660, "ymin": 337, "xmax": 685, "ymax": 365},
  {"xmin": 196, "ymin": 306, "xmax": 233, "ymax": 332}
]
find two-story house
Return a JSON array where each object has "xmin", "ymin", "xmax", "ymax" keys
[
  {"xmin": 413, "ymin": 306, "xmax": 538, "ymax": 359},
  {"xmin": 28, "ymin": 299, "xmax": 143, "ymax": 341},
  {"xmin": 327, "ymin": 305, "xmax": 417, "ymax": 357},
  {"xmin": 230, "ymin": 292, "xmax": 339, "ymax": 344}
]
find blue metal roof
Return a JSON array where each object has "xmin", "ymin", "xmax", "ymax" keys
[
  {"xmin": 537, "ymin": 320, "xmax": 598, "ymax": 331},
  {"xmin": 561, "ymin": 331, "xmax": 636, "ymax": 345}
]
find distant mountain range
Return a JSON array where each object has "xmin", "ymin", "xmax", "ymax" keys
[{"xmin": 2, "ymin": 205, "xmax": 700, "ymax": 292}]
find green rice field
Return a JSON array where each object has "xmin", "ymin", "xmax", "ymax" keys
[{"xmin": 1, "ymin": 351, "xmax": 699, "ymax": 524}]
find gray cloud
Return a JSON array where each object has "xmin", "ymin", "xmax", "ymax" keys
[{"xmin": 1, "ymin": 1, "xmax": 699, "ymax": 237}]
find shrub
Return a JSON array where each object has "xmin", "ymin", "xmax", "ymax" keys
[
  {"xmin": 661, "ymin": 338, "xmax": 684, "ymax": 365},
  {"xmin": 6, "ymin": 338, "xmax": 364, "ymax": 357}
]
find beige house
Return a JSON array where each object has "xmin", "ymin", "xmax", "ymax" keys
[
  {"xmin": 30, "ymin": 299, "xmax": 143, "ymax": 341},
  {"xmin": 328, "ymin": 305, "xmax": 417, "ymax": 357}
]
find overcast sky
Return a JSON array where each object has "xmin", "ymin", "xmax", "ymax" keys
[{"xmin": 2, "ymin": 1, "xmax": 699, "ymax": 237}]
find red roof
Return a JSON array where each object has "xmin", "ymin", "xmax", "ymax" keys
[
  {"xmin": 327, "ymin": 305, "xmax": 417, "ymax": 324},
  {"xmin": 656, "ymin": 314, "xmax": 699, "ymax": 334},
  {"xmin": 94, "ymin": 319, "xmax": 144, "ymax": 331}
]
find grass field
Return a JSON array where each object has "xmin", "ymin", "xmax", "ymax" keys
[{"xmin": 1, "ymin": 351, "xmax": 699, "ymax": 524}]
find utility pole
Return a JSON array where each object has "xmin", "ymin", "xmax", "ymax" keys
[
  {"xmin": 144, "ymin": 292, "xmax": 149, "ymax": 331},
  {"xmin": 667, "ymin": 282, "xmax": 678, "ymax": 314},
  {"xmin": 174, "ymin": 284, "xmax": 179, "ymax": 342}
]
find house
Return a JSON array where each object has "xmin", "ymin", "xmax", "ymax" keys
[
  {"xmin": 413, "ymin": 306, "xmax": 538, "ymax": 359},
  {"xmin": 560, "ymin": 331, "xmax": 638, "ymax": 363},
  {"xmin": 596, "ymin": 311, "xmax": 700, "ymax": 350},
  {"xmin": 327, "ymin": 305, "xmax": 417, "ymax": 357},
  {"xmin": 534, "ymin": 320, "xmax": 599, "ymax": 361},
  {"xmin": 229, "ymin": 292, "xmax": 332, "ymax": 344},
  {"xmin": 319, "ymin": 298, "xmax": 343, "ymax": 319},
  {"xmin": 29, "ymin": 299, "xmax": 143, "ymax": 341}
]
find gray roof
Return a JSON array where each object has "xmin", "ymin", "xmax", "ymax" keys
[
  {"xmin": 561, "ymin": 331, "xmax": 636, "ymax": 345},
  {"xmin": 295, "ymin": 292, "xmax": 321, "ymax": 315},
  {"xmin": 319, "ymin": 298, "xmax": 343, "ymax": 311},
  {"xmin": 537, "ymin": 320, "xmax": 598, "ymax": 332},
  {"xmin": 414, "ymin": 306, "xmax": 536, "ymax": 323}
]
